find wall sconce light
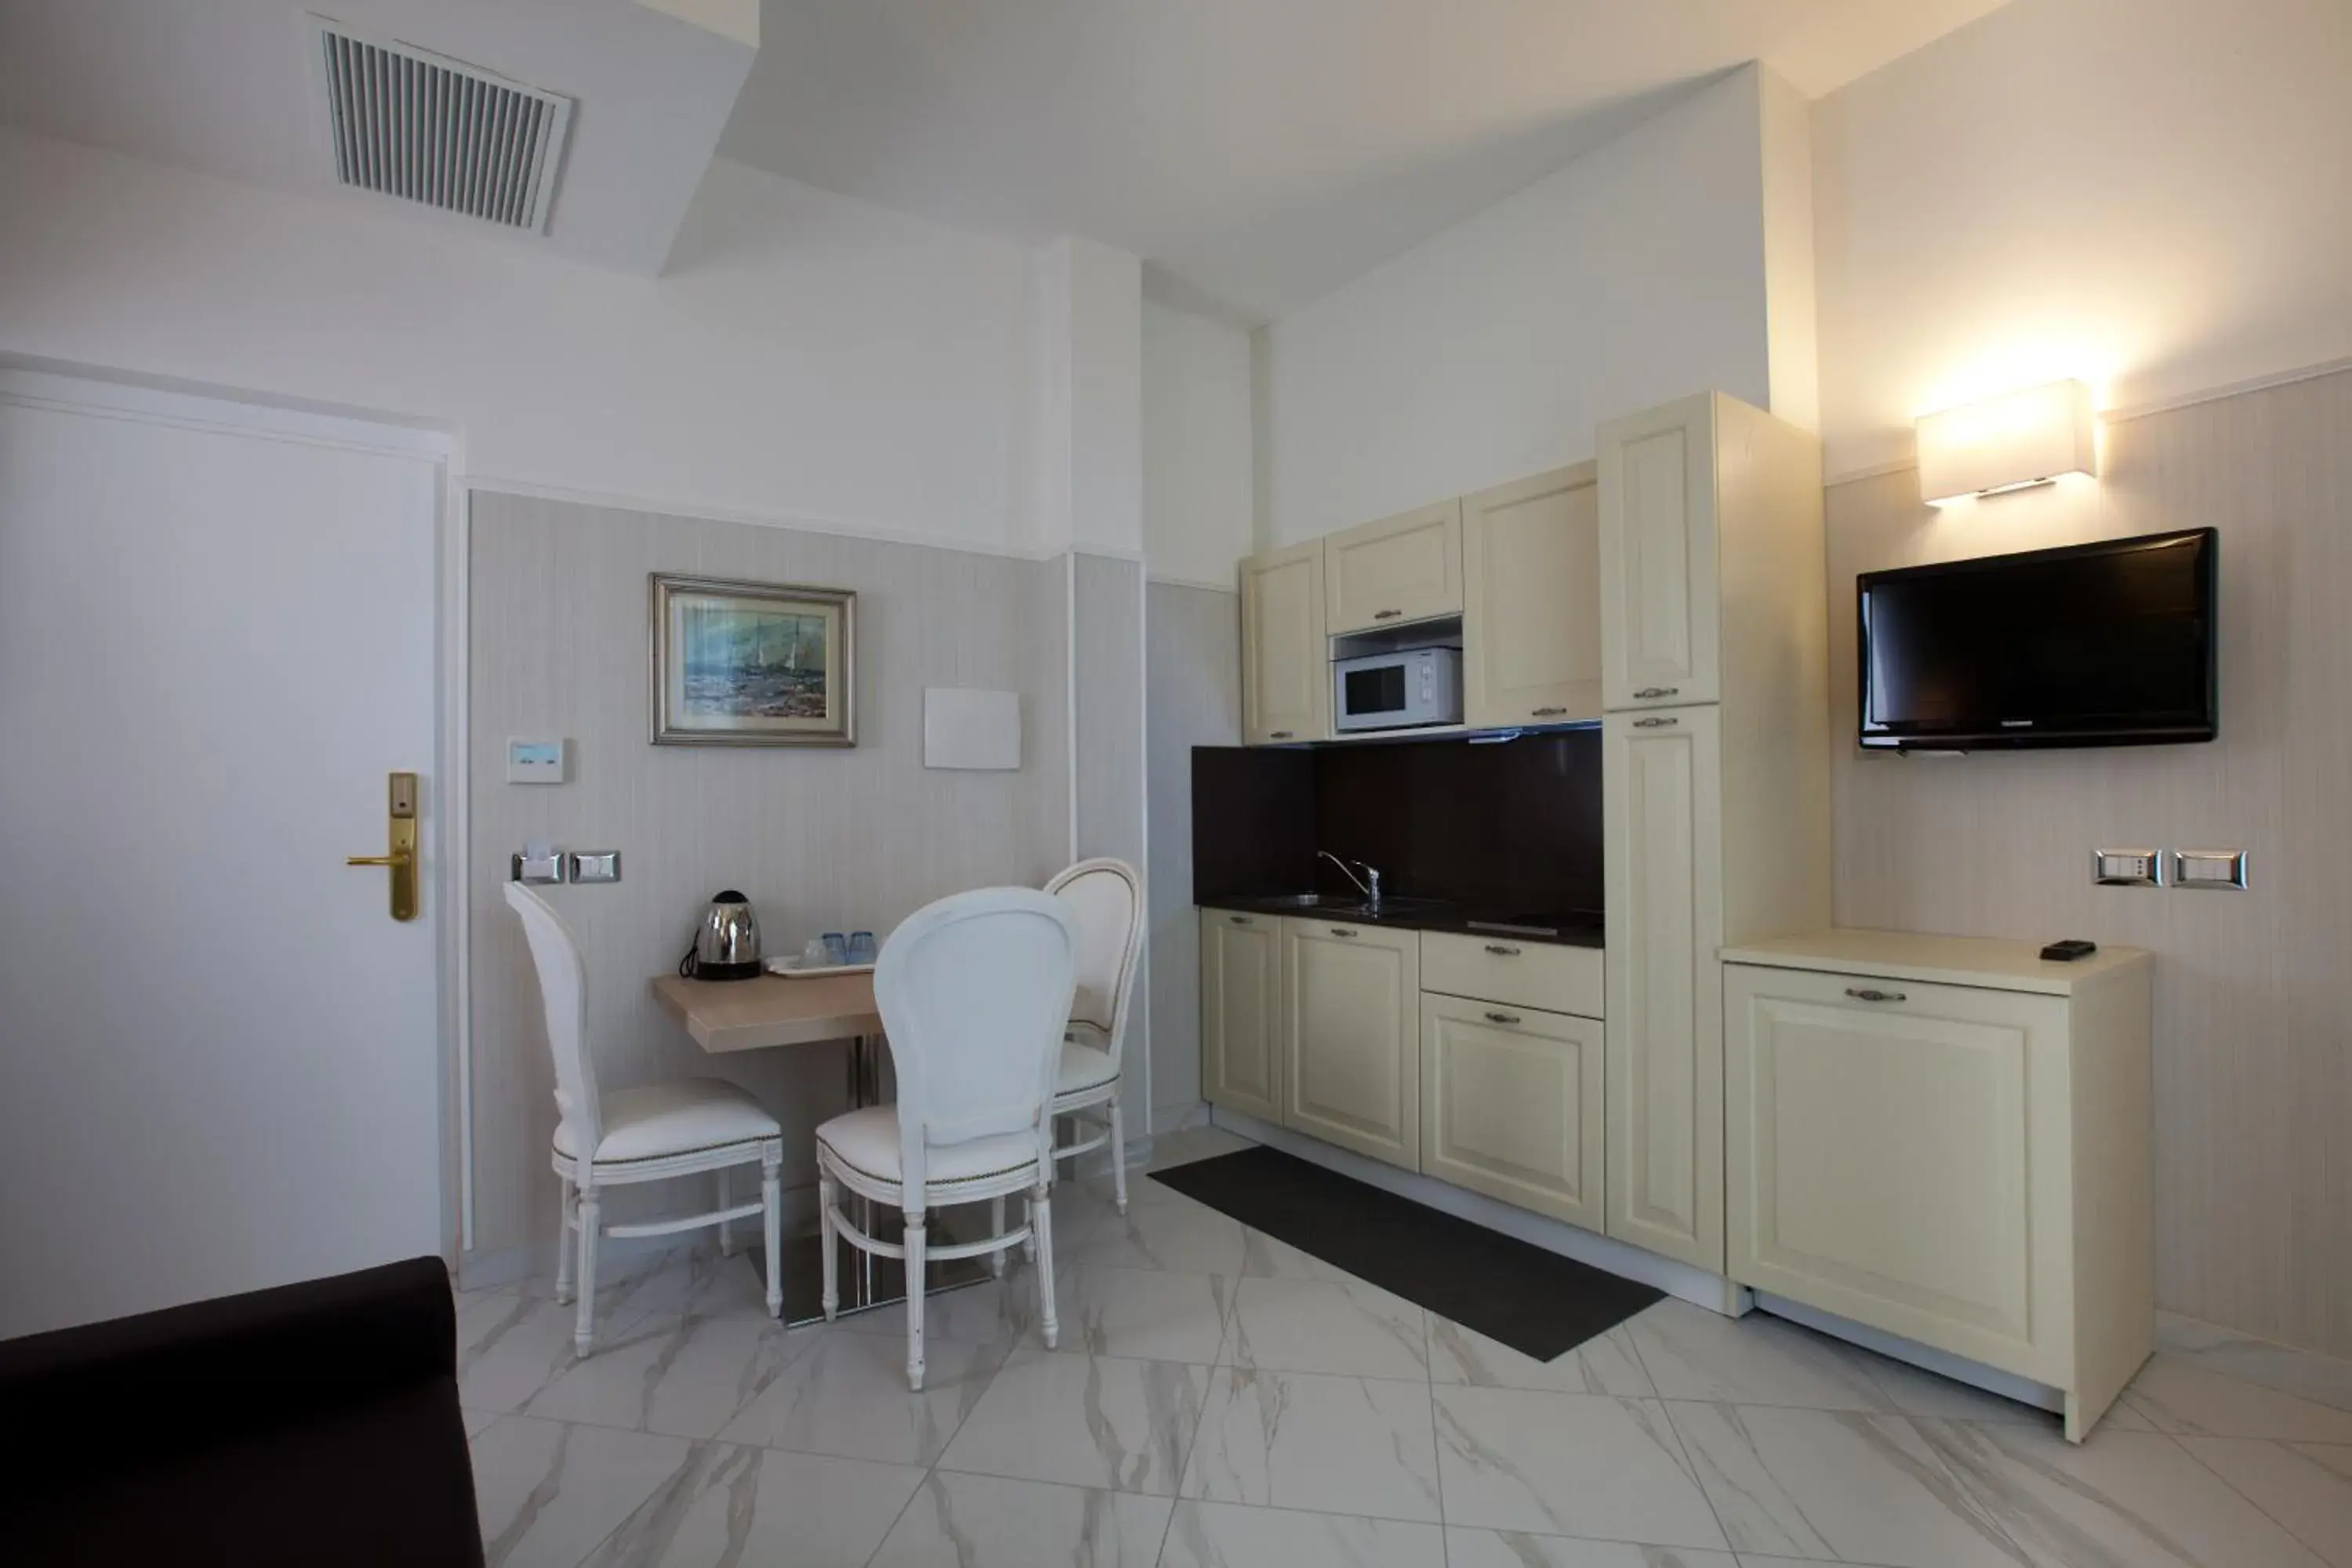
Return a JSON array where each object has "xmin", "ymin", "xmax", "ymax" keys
[{"xmin": 1915, "ymin": 379, "xmax": 2096, "ymax": 505}]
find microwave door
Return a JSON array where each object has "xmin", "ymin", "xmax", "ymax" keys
[{"xmin": 1345, "ymin": 662, "xmax": 1408, "ymax": 720}]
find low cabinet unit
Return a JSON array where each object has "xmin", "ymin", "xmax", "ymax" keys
[
  {"xmin": 1723, "ymin": 931, "xmax": 2154, "ymax": 1442},
  {"xmin": 1282, "ymin": 917, "xmax": 1421, "ymax": 1169},
  {"xmin": 1420, "ymin": 994, "xmax": 1603, "ymax": 1231},
  {"xmin": 1200, "ymin": 909, "xmax": 1283, "ymax": 1122}
]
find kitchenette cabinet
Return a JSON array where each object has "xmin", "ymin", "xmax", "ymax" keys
[
  {"xmin": 1200, "ymin": 909, "xmax": 1285, "ymax": 1123},
  {"xmin": 1283, "ymin": 917, "xmax": 1421, "ymax": 1169},
  {"xmin": 1420, "ymin": 993, "xmax": 1604, "ymax": 1232},
  {"xmin": 1324, "ymin": 500, "xmax": 1463, "ymax": 634},
  {"xmin": 1461, "ymin": 463, "xmax": 1602, "ymax": 729},
  {"xmin": 1240, "ymin": 541, "xmax": 1330, "ymax": 745}
]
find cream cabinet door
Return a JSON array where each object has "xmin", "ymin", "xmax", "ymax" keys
[
  {"xmin": 1421, "ymin": 996, "xmax": 1603, "ymax": 1231},
  {"xmin": 1200, "ymin": 909, "xmax": 1283, "ymax": 1122},
  {"xmin": 1603, "ymin": 705, "xmax": 1725, "ymax": 1271},
  {"xmin": 1241, "ymin": 542, "xmax": 1330, "ymax": 744},
  {"xmin": 1725, "ymin": 966, "xmax": 2070, "ymax": 1381},
  {"xmin": 1598, "ymin": 394, "xmax": 1719, "ymax": 710},
  {"xmin": 1283, "ymin": 918, "xmax": 1420, "ymax": 1168},
  {"xmin": 1461, "ymin": 466, "xmax": 1601, "ymax": 728},
  {"xmin": 1324, "ymin": 500, "xmax": 1463, "ymax": 633}
]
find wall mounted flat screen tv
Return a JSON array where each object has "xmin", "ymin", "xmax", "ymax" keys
[{"xmin": 1858, "ymin": 528, "xmax": 2217, "ymax": 750}]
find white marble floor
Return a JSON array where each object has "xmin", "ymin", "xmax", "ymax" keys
[{"xmin": 458, "ymin": 1128, "xmax": 2352, "ymax": 1568}]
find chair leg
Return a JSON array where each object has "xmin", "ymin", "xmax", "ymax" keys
[
  {"xmin": 1023, "ymin": 1193, "xmax": 1037, "ymax": 1265},
  {"xmin": 760, "ymin": 1149, "xmax": 782, "ymax": 1320},
  {"xmin": 1032, "ymin": 1182, "xmax": 1058, "ymax": 1350},
  {"xmin": 554, "ymin": 1174, "xmax": 578, "ymax": 1305},
  {"xmin": 989, "ymin": 1195, "xmax": 1007, "ymax": 1278},
  {"xmin": 1109, "ymin": 1096, "xmax": 1129, "ymax": 1214},
  {"xmin": 574, "ymin": 1186, "xmax": 601, "ymax": 1357},
  {"xmin": 904, "ymin": 1210, "xmax": 927, "ymax": 1391},
  {"xmin": 818, "ymin": 1173, "xmax": 840, "ymax": 1322},
  {"xmin": 717, "ymin": 1166, "xmax": 735, "ymax": 1258}
]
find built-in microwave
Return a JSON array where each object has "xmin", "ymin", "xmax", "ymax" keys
[{"xmin": 1334, "ymin": 646, "xmax": 1463, "ymax": 732}]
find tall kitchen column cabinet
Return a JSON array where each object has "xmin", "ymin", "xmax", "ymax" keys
[{"xmin": 1597, "ymin": 391, "xmax": 1830, "ymax": 1275}]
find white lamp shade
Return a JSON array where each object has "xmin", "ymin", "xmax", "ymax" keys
[{"xmin": 1915, "ymin": 379, "xmax": 2096, "ymax": 504}]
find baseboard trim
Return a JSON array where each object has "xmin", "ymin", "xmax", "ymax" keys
[
  {"xmin": 1206, "ymin": 1109, "xmax": 1748, "ymax": 1316},
  {"xmin": 1756, "ymin": 1290, "xmax": 2066, "ymax": 1414}
]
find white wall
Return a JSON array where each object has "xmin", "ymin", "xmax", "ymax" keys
[
  {"xmin": 1811, "ymin": 0, "xmax": 2352, "ymax": 478},
  {"xmin": 1259, "ymin": 66, "xmax": 1779, "ymax": 543},
  {"xmin": 1142, "ymin": 299, "xmax": 1255, "ymax": 586},
  {"xmin": 0, "ymin": 125, "xmax": 1038, "ymax": 552}
]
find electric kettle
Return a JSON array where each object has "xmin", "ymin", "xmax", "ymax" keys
[{"xmin": 680, "ymin": 890, "xmax": 762, "ymax": 981}]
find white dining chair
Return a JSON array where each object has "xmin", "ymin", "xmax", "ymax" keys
[
  {"xmin": 505, "ymin": 881, "xmax": 785, "ymax": 1356},
  {"xmin": 814, "ymin": 887, "xmax": 1077, "ymax": 1390},
  {"xmin": 1042, "ymin": 857, "xmax": 1145, "ymax": 1213}
]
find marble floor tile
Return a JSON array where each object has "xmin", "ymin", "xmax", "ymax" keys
[
  {"xmin": 2125, "ymin": 1356, "xmax": 2352, "ymax": 1443},
  {"xmin": 937, "ymin": 1348, "xmax": 1207, "ymax": 1494},
  {"xmin": 463, "ymin": 1406, "xmax": 501, "ymax": 1439},
  {"xmin": 2158, "ymin": 1313, "xmax": 2352, "ymax": 1417},
  {"xmin": 1054, "ymin": 1263, "xmax": 1234, "ymax": 1363},
  {"xmin": 460, "ymin": 1294, "xmax": 603, "ymax": 1414},
  {"xmin": 1665, "ymin": 1403, "xmax": 2021, "ymax": 1568},
  {"xmin": 1161, "ymin": 1501, "xmax": 1447, "ymax": 1567},
  {"xmin": 523, "ymin": 1314, "xmax": 809, "ymax": 1439},
  {"xmin": 1183, "ymin": 1367, "xmax": 1444, "ymax": 1523},
  {"xmin": 579, "ymin": 1443, "xmax": 924, "ymax": 1568},
  {"xmin": 1147, "ymin": 1125, "xmax": 1259, "ymax": 1171},
  {"xmin": 1853, "ymin": 1349, "xmax": 2071, "ymax": 1428},
  {"xmin": 834, "ymin": 1272, "xmax": 1043, "ymax": 1353},
  {"xmin": 1220, "ymin": 1274, "xmax": 1427, "ymax": 1381},
  {"xmin": 1058, "ymin": 1192, "xmax": 1250, "ymax": 1275},
  {"xmin": 715, "ymin": 1325, "xmax": 1002, "ymax": 1465},
  {"xmin": 1446, "ymin": 1530, "xmax": 1740, "ymax": 1566},
  {"xmin": 1432, "ymin": 1386, "xmax": 1726, "ymax": 1551},
  {"xmin": 1427, "ymin": 1317, "xmax": 1656, "ymax": 1398},
  {"xmin": 469, "ymin": 1413, "xmax": 693, "ymax": 1568},
  {"xmin": 2170, "ymin": 1438, "xmax": 2352, "ymax": 1566},
  {"xmin": 867, "ymin": 1469, "xmax": 1173, "ymax": 1567},
  {"xmin": 1237, "ymin": 1226, "xmax": 1366, "ymax": 1286},
  {"xmin": 1626, "ymin": 1300, "xmax": 1894, "ymax": 1412},
  {"xmin": 1916, "ymin": 1415, "xmax": 2328, "ymax": 1568}
]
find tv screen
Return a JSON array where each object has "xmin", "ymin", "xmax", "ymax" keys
[{"xmin": 1859, "ymin": 528, "xmax": 2217, "ymax": 750}]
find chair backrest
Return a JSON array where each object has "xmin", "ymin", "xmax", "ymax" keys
[
  {"xmin": 1044, "ymin": 857, "xmax": 1143, "ymax": 1067},
  {"xmin": 504, "ymin": 881, "xmax": 602, "ymax": 1160},
  {"xmin": 873, "ymin": 887, "xmax": 1076, "ymax": 1207}
]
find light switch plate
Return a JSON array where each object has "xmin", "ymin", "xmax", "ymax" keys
[
  {"xmin": 2092, "ymin": 848, "xmax": 2162, "ymax": 887},
  {"xmin": 2172, "ymin": 848, "xmax": 2248, "ymax": 890}
]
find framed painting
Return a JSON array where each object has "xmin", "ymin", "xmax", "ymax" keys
[{"xmin": 649, "ymin": 573, "xmax": 856, "ymax": 746}]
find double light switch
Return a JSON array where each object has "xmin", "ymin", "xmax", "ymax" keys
[{"xmin": 2093, "ymin": 848, "xmax": 2248, "ymax": 889}]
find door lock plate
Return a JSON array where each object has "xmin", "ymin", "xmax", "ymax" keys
[{"xmin": 348, "ymin": 771, "xmax": 420, "ymax": 920}]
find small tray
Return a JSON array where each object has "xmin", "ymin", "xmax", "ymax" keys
[{"xmin": 764, "ymin": 955, "xmax": 877, "ymax": 980}]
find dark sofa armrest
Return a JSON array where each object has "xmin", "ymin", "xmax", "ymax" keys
[{"xmin": 0, "ymin": 1256, "xmax": 459, "ymax": 1482}]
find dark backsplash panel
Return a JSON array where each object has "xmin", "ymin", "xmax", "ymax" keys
[{"xmin": 1192, "ymin": 730, "xmax": 1602, "ymax": 914}]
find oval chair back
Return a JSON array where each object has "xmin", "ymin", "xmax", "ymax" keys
[
  {"xmin": 1044, "ymin": 858, "xmax": 1143, "ymax": 1069},
  {"xmin": 873, "ymin": 887, "xmax": 1077, "ymax": 1213},
  {"xmin": 504, "ymin": 881, "xmax": 603, "ymax": 1161}
]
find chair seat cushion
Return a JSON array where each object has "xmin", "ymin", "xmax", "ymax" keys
[
  {"xmin": 816, "ymin": 1105, "xmax": 1044, "ymax": 1192},
  {"xmin": 1055, "ymin": 1036, "xmax": 1120, "ymax": 1094},
  {"xmin": 554, "ymin": 1079, "xmax": 780, "ymax": 1165}
]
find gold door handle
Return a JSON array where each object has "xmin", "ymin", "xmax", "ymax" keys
[{"xmin": 348, "ymin": 772, "xmax": 420, "ymax": 921}]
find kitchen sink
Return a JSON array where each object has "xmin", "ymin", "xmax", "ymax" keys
[{"xmin": 1250, "ymin": 893, "xmax": 1450, "ymax": 917}]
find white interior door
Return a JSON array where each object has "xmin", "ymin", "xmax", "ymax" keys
[{"xmin": 0, "ymin": 380, "xmax": 445, "ymax": 1338}]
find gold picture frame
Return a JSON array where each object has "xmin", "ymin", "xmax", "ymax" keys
[{"xmin": 649, "ymin": 573, "xmax": 857, "ymax": 747}]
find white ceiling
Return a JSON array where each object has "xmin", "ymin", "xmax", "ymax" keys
[
  {"xmin": 721, "ymin": 0, "xmax": 2016, "ymax": 321},
  {"xmin": 0, "ymin": 0, "xmax": 757, "ymax": 274}
]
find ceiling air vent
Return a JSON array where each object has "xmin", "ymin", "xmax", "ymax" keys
[{"xmin": 310, "ymin": 17, "xmax": 573, "ymax": 233}]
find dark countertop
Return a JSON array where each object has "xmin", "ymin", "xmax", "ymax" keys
[{"xmin": 1199, "ymin": 893, "xmax": 1604, "ymax": 949}]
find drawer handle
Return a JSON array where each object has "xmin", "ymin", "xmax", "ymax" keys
[
  {"xmin": 1634, "ymin": 686, "xmax": 1679, "ymax": 699},
  {"xmin": 1228, "ymin": 915, "xmax": 1253, "ymax": 925},
  {"xmin": 1372, "ymin": 608, "xmax": 1403, "ymax": 620},
  {"xmin": 1530, "ymin": 706, "xmax": 1568, "ymax": 717},
  {"xmin": 1330, "ymin": 927, "xmax": 1359, "ymax": 938},
  {"xmin": 1845, "ymin": 986, "xmax": 1907, "ymax": 1004},
  {"xmin": 1483, "ymin": 943, "xmax": 1522, "ymax": 956},
  {"xmin": 1483, "ymin": 1011, "xmax": 1522, "ymax": 1025},
  {"xmin": 1269, "ymin": 730, "xmax": 1294, "ymax": 740},
  {"xmin": 1632, "ymin": 716, "xmax": 1679, "ymax": 728}
]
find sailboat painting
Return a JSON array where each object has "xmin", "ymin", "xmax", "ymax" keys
[{"xmin": 651, "ymin": 573, "xmax": 857, "ymax": 746}]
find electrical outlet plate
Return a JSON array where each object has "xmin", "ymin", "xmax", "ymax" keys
[
  {"xmin": 2092, "ymin": 848, "xmax": 2162, "ymax": 887},
  {"xmin": 2171, "ymin": 848, "xmax": 2248, "ymax": 890}
]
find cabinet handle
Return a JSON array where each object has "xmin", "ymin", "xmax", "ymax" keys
[
  {"xmin": 1269, "ymin": 730, "xmax": 1294, "ymax": 740},
  {"xmin": 1530, "ymin": 706, "xmax": 1568, "ymax": 717},
  {"xmin": 1483, "ymin": 943, "xmax": 1521, "ymax": 956},
  {"xmin": 1634, "ymin": 686, "xmax": 1679, "ymax": 699},
  {"xmin": 1228, "ymin": 915, "xmax": 1253, "ymax": 925},
  {"xmin": 1330, "ymin": 927, "xmax": 1358, "ymax": 938},
  {"xmin": 1632, "ymin": 716, "xmax": 1679, "ymax": 728},
  {"xmin": 1845, "ymin": 986, "xmax": 1907, "ymax": 1004},
  {"xmin": 1372, "ymin": 608, "xmax": 1403, "ymax": 620},
  {"xmin": 1484, "ymin": 1011, "xmax": 1522, "ymax": 1025}
]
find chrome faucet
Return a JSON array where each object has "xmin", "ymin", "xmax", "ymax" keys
[{"xmin": 1317, "ymin": 850, "xmax": 1383, "ymax": 909}]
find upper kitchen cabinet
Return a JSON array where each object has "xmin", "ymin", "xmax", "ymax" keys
[
  {"xmin": 1240, "ymin": 541, "xmax": 1330, "ymax": 744},
  {"xmin": 1324, "ymin": 499, "xmax": 1463, "ymax": 633},
  {"xmin": 1598, "ymin": 394, "xmax": 1719, "ymax": 709},
  {"xmin": 1461, "ymin": 463, "xmax": 1601, "ymax": 728}
]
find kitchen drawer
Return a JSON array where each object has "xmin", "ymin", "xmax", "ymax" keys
[{"xmin": 1421, "ymin": 929, "xmax": 1602, "ymax": 1018}]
